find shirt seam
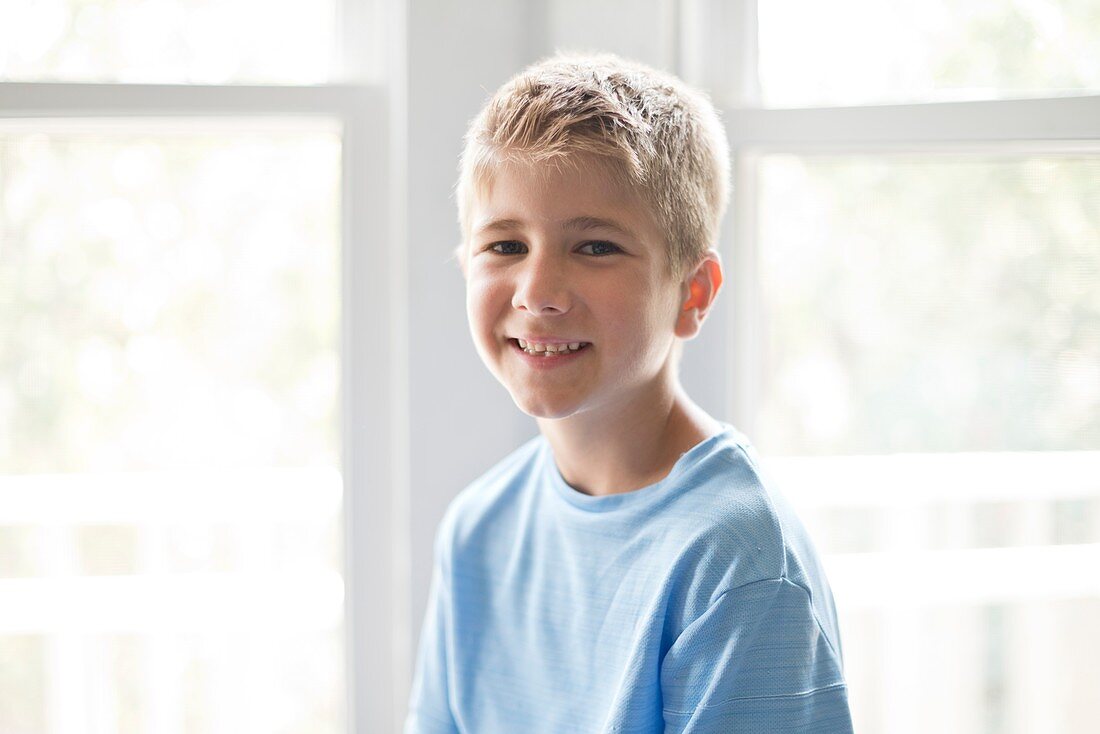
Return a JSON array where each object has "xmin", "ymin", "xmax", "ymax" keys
[
  {"xmin": 780, "ymin": 576, "xmax": 844, "ymax": 663},
  {"xmin": 666, "ymin": 575, "xmax": 845, "ymax": 714},
  {"xmin": 728, "ymin": 444, "xmax": 844, "ymax": 664},
  {"xmin": 708, "ymin": 575, "xmax": 844, "ymax": 667},
  {"xmin": 661, "ymin": 681, "xmax": 849, "ymax": 714}
]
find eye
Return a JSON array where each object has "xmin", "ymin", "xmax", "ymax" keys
[
  {"xmin": 488, "ymin": 240, "xmax": 526, "ymax": 255},
  {"xmin": 577, "ymin": 240, "xmax": 621, "ymax": 256}
]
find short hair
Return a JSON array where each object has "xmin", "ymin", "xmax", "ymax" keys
[{"xmin": 456, "ymin": 53, "xmax": 731, "ymax": 277}]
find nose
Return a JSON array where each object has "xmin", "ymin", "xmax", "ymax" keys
[{"xmin": 511, "ymin": 250, "xmax": 572, "ymax": 315}]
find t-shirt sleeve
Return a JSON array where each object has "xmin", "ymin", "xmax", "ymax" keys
[
  {"xmin": 404, "ymin": 537, "xmax": 460, "ymax": 734},
  {"xmin": 660, "ymin": 577, "xmax": 853, "ymax": 734}
]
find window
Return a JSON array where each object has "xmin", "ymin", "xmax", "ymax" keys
[
  {"xmin": 0, "ymin": 120, "xmax": 344, "ymax": 731},
  {"xmin": 0, "ymin": 3, "xmax": 402, "ymax": 733},
  {"xmin": 711, "ymin": 3, "xmax": 1100, "ymax": 731}
]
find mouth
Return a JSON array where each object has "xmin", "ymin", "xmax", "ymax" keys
[{"xmin": 508, "ymin": 338, "xmax": 591, "ymax": 357}]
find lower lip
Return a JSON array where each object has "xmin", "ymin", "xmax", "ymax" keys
[{"xmin": 509, "ymin": 340, "xmax": 590, "ymax": 369}]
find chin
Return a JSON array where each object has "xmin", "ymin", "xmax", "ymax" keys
[{"xmin": 509, "ymin": 392, "xmax": 581, "ymax": 421}]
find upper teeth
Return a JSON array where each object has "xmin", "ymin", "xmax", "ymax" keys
[{"xmin": 517, "ymin": 339, "xmax": 586, "ymax": 353}]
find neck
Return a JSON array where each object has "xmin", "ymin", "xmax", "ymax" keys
[{"xmin": 537, "ymin": 374, "xmax": 722, "ymax": 497}]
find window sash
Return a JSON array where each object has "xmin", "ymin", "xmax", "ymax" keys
[
  {"xmin": 718, "ymin": 94, "xmax": 1100, "ymax": 437},
  {"xmin": 696, "ymin": 4, "xmax": 1100, "ymax": 730},
  {"xmin": 0, "ymin": 77, "xmax": 407, "ymax": 734}
]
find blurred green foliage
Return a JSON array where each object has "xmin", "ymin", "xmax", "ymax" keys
[
  {"xmin": 0, "ymin": 128, "xmax": 340, "ymax": 473},
  {"xmin": 758, "ymin": 156, "xmax": 1100, "ymax": 455}
]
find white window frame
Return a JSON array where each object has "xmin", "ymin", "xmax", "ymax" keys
[
  {"xmin": 723, "ymin": 96, "xmax": 1100, "ymax": 435},
  {"xmin": 678, "ymin": 0, "xmax": 1100, "ymax": 431},
  {"xmin": 0, "ymin": 1, "xmax": 410, "ymax": 731},
  {"xmin": 679, "ymin": 1, "xmax": 1100, "ymax": 730}
]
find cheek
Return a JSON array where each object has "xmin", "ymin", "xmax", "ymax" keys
[
  {"xmin": 466, "ymin": 276, "xmax": 511, "ymax": 335},
  {"xmin": 596, "ymin": 280, "xmax": 675, "ymax": 332},
  {"xmin": 606, "ymin": 285, "xmax": 681, "ymax": 360}
]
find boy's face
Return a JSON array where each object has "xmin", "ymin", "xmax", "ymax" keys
[{"xmin": 462, "ymin": 155, "xmax": 695, "ymax": 421}]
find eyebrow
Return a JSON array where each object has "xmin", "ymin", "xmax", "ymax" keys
[{"xmin": 474, "ymin": 215, "xmax": 637, "ymax": 239}]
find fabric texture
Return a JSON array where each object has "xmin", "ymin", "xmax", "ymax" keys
[{"xmin": 405, "ymin": 424, "xmax": 854, "ymax": 733}]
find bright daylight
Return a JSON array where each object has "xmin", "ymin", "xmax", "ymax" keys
[{"xmin": 1, "ymin": 1, "xmax": 1098, "ymax": 733}]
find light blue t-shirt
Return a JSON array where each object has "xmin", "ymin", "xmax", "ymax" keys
[{"xmin": 406, "ymin": 424, "xmax": 853, "ymax": 733}]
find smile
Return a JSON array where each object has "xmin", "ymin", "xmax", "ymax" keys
[
  {"xmin": 515, "ymin": 338, "xmax": 590, "ymax": 355},
  {"xmin": 509, "ymin": 339, "xmax": 591, "ymax": 364}
]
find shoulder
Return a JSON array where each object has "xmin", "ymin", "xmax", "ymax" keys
[
  {"xmin": 661, "ymin": 436, "xmax": 785, "ymax": 582},
  {"xmin": 434, "ymin": 433, "xmax": 545, "ymax": 560},
  {"xmin": 658, "ymin": 434, "xmax": 827, "ymax": 618}
]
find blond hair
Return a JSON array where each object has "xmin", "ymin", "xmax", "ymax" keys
[{"xmin": 456, "ymin": 53, "xmax": 731, "ymax": 277}]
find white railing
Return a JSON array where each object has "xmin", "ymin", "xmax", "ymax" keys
[
  {"xmin": 764, "ymin": 450, "xmax": 1100, "ymax": 507},
  {"xmin": 0, "ymin": 467, "xmax": 345, "ymax": 734},
  {"xmin": 760, "ymin": 450, "xmax": 1100, "ymax": 734},
  {"xmin": 764, "ymin": 450, "xmax": 1100, "ymax": 605},
  {"xmin": 0, "ymin": 467, "xmax": 342, "ymax": 524}
]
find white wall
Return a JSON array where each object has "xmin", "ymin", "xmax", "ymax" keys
[
  {"xmin": 404, "ymin": 0, "xmax": 539, "ymax": 653},
  {"xmin": 402, "ymin": 0, "xmax": 734, "ymax": 666}
]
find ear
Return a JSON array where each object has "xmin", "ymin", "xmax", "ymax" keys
[{"xmin": 674, "ymin": 250, "xmax": 724, "ymax": 340}]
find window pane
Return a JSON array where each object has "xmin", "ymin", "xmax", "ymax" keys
[
  {"xmin": 758, "ymin": 0, "xmax": 1100, "ymax": 107},
  {"xmin": 757, "ymin": 155, "xmax": 1100, "ymax": 455},
  {"xmin": 756, "ymin": 153, "xmax": 1100, "ymax": 733},
  {"xmin": 0, "ymin": 0, "xmax": 337, "ymax": 83},
  {"xmin": 0, "ymin": 120, "xmax": 344, "ymax": 732}
]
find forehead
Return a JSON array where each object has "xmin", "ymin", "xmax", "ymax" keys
[{"xmin": 468, "ymin": 155, "xmax": 658, "ymax": 240}]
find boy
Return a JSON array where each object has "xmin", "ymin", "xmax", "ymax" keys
[{"xmin": 406, "ymin": 54, "xmax": 853, "ymax": 733}]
